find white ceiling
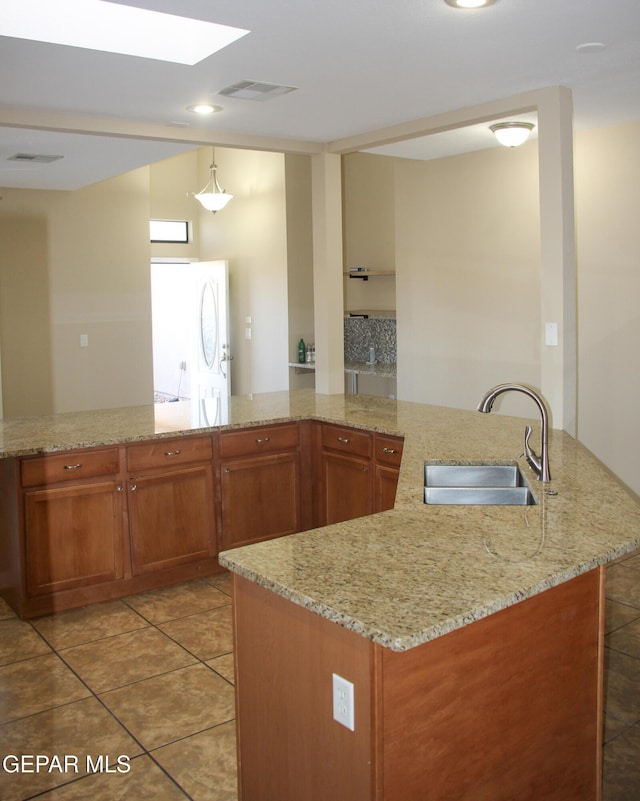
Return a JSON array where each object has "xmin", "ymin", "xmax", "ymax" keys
[{"xmin": 1, "ymin": 0, "xmax": 639, "ymax": 189}]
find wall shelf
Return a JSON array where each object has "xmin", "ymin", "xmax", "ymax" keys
[{"xmin": 345, "ymin": 270, "xmax": 395, "ymax": 281}]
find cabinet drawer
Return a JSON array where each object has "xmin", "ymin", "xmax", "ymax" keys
[
  {"xmin": 321, "ymin": 424, "xmax": 371, "ymax": 459},
  {"xmin": 220, "ymin": 424, "xmax": 300, "ymax": 458},
  {"xmin": 21, "ymin": 448, "xmax": 121, "ymax": 488},
  {"xmin": 127, "ymin": 435, "xmax": 212, "ymax": 473},
  {"xmin": 375, "ymin": 434, "xmax": 404, "ymax": 468}
]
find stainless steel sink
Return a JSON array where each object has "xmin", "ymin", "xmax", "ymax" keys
[{"xmin": 424, "ymin": 463, "xmax": 536, "ymax": 506}]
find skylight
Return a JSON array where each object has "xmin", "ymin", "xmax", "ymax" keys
[{"xmin": 0, "ymin": 0, "xmax": 250, "ymax": 65}]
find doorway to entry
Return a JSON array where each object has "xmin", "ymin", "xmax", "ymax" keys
[{"xmin": 150, "ymin": 260, "xmax": 231, "ymax": 426}]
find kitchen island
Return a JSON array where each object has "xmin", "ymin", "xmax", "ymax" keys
[{"xmin": 2, "ymin": 390, "xmax": 640, "ymax": 799}]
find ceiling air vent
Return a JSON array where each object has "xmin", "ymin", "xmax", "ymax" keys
[
  {"xmin": 216, "ymin": 80, "xmax": 297, "ymax": 101},
  {"xmin": 8, "ymin": 153, "xmax": 63, "ymax": 164}
]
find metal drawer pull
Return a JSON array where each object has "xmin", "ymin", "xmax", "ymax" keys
[
  {"xmin": 361, "ymin": 466, "xmax": 369, "ymax": 472},
  {"xmin": 337, "ymin": 436, "xmax": 350, "ymax": 444},
  {"xmin": 130, "ymin": 483, "xmax": 137, "ymax": 492},
  {"xmin": 255, "ymin": 437, "xmax": 271, "ymax": 444},
  {"xmin": 164, "ymin": 449, "xmax": 182, "ymax": 457},
  {"xmin": 63, "ymin": 463, "xmax": 82, "ymax": 470},
  {"xmin": 382, "ymin": 447, "xmax": 398, "ymax": 454}
]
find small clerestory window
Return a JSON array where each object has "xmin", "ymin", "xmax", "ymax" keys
[{"xmin": 150, "ymin": 220, "xmax": 189, "ymax": 243}]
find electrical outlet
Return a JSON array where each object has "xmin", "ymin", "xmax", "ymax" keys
[
  {"xmin": 332, "ymin": 673, "xmax": 355, "ymax": 731},
  {"xmin": 179, "ymin": 360, "xmax": 187, "ymax": 371}
]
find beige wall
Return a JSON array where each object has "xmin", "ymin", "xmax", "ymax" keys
[
  {"xmin": 342, "ymin": 146, "xmax": 542, "ymax": 417},
  {"xmin": 285, "ymin": 154, "xmax": 315, "ymax": 390},
  {"xmin": 0, "ymin": 212, "xmax": 54, "ymax": 417},
  {"xmin": 342, "ymin": 153, "xmax": 396, "ymax": 314},
  {"xmin": 0, "ymin": 146, "xmax": 295, "ymax": 416},
  {"xmin": 0, "ymin": 171, "xmax": 153, "ymax": 416},
  {"xmin": 197, "ymin": 147, "xmax": 290, "ymax": 396},
  {"xmin": 575, "ymin": 122, "xmax": 640, "ymax": 496},
  {"xmin": 394, "ymin": 143, "xmax": 541, "ymax": 417}
]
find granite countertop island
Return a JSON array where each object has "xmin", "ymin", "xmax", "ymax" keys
[{"xmin": 2, "ymin": 389, "xmax": 639, "ymax": 652}]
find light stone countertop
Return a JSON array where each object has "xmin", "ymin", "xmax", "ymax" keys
[{"xmin": 2, "ymin": 389, "xmax": 639, "ymax": 651}]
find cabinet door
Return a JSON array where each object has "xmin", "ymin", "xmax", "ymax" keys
[
  {"xmin": 128, "ymin": 464, "xmax": 216, "ymax": 574},
  {"xmin": 221, "ymin": 453, "xmax": 301, "ymax": 550},
  {"xmin": 375, "ymin": 464, "xmax": 400, "ymax": 512},
  {"xmin": 322, "ymin": 451, "xmax": 372, "ymax": 525},
  {"xmin": 24, "ymin": 480, "xmax": 124, "ymax": 597}
]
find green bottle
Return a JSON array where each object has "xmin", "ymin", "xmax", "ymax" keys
[{"xmin": 298, "ymin": 338, "xmax": 306, "ymax": 364}]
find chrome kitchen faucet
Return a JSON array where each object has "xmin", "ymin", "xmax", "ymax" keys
[{"xmin": 477, "ymin": 383, "xmax": 551, "ymax": 483}]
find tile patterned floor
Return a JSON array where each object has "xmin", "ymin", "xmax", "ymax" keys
[{"xmin": 1, "ymin": 555, "xmax": 639, "ymax": 800}]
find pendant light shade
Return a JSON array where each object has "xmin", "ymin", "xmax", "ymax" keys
[{"xmin": 193, "ymin": 150, "xmax": 233, "ymax": 212}]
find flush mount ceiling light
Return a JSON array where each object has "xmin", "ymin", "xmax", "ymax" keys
[
  {"xmin": 489, "ymin": 121, "xmax": 535, "ymax": 147},
  {"xmin": 444, "ymin": 0, "xmax": 497, "ymax": 8},
  {"xmin": 0, "ymin": 0, "xmax": 249, "ymax": 65},
  {"xmin": 193, "ymin": 150, "xmax": 233, "ymax": 213}
]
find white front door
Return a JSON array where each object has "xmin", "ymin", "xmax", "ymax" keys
[{"xmin": 192, "ymin": 260, "xmax": 231, "ymax": 426}]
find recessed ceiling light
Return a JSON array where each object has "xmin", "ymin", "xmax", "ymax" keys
[
  {"xmin": 444, "ymin": 0, "xmax": 497, "ymax": 8},
  {"xmin": 0, "ymin": 0, "xmax": 250, "ymax": 65},
  {"xmin": 186, "ymin": 104, "xmax": 223, "ymax": 115}
]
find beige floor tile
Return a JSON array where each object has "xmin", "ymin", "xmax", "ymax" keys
[
  {"xmin": 124, "ymin": 580, "xmax": 230, "ymax": 624},
  {"xmin": 60, "ymin": 627, "xmax": 196, "ymax": 693},
  {"xmin": 620, "ymin": 553, "xmax": 640, "ymax": 571},
  {"xmin": 206, "ymin": 653, "xmax": 235, "ymax": 685},
  {"xmin": 159, "ymin": 605, "xmax": 233, "ymax": 661},
  {"xmin": 32, "ymin": 599, "xmax": 149, "ymax": 650},
  {"xmin": 603, "ymin": 648, "xmax": 640, "ymax": 727},
  {"xmin": 101, "ymin": 663, "xmax": 235, "ymax": 750},
  {"xmin": 0, "ymin": 596, "xmax": 17, "ymax": 620},
  {"xmin": 605, "ymin": 599, "xmax": 640, "ymax": 635},
  {"xmin": 36, "ymin": 754, "xmax": 189, "ymax": 800},
  {"xmin": 603, "ymin": 725, "xmax": 640, "ymax": 801},
  {"xmin": 604, "ymin": 713, "xmax": 632, "ymax": 744},
  {"xmin": 607, "ymin": 618, "xmax": 640, "ymax": 659},
  {"xmin": 205, "ymin": 571, "xmax": 232, "ymax": 597},
  {"xmin": 0, "ymin": 696, "xmax": 143, "ymax": 801},
  {"xmin": 0, "ymin": 653, "xmax": 90, "ymax": 724},
  {"xmin": 0, "ymin": 618, "xmax": 51, "ymax": 666},
  {"xmin": 606, "ymin": 565, "xmax": 640, "ymax": 609},
  {"xmin": 153, "ymin": 721, "xmax": 238, "ymax": 801}
]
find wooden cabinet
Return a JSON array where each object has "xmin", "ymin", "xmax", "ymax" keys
[
  {"xmin": 373, "ymin": 433, "xmax": 404, "ymax": 512},
  {"xmin": 126, "ymin": 435, "xmax": 216, "ymax": 574},
  {"xmin": 0, "ymin": 417, "xmax": 404, "ymax": 617},
  {"xmin": 232, "ymin": 569, "xmax": 604, "ymax": 801},
  {"xmin": 319, "ymin": 424, "xmax": 373, "ymax": 525},
  {"xmin": 20, "ymin": 448, "xmax": 124, "ymax": 597},
  {"xmin": 219, "ymin": 424, "xmax": 302, "ymax": 550}
]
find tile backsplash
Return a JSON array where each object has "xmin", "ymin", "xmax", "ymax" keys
[{"xmin": 344, "ymin": 316, "xmax": 396, "ymax": 364}]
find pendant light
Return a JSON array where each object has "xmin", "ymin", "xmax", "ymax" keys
[{"xmin": 194, "ymin": 149, "xmax": 233, "ymax": 212}]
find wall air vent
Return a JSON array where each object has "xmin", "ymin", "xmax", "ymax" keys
[
  {"xmin": 216, "ymin": 80, "xmax": 297, "ymax": 101},
  {"xmin": 8, "ymin": 153, "xmax": 63, "ymax": 164}
]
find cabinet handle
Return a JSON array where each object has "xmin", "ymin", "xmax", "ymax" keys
[
  {"xmin": 116, "ymin": 485, "xmax": 124, "ymax": 492},
  {"xmin": 63, "ymin": 463, "xmax": 82, "ymax": 470},
  {"xmin": 361, "ymin": 466, "xmax": 369, "ymax": 473},
  {"xmin": 337, "ymin": 436, "xmax": 350, "ymax": 444},
  {"xmin": 164, "ymin": 449, "xmax": 181, "ymax": 457},
  {"xmin": 255, "ymin": 437, "xmax": 271, "ymax": 444},
  {"xmin": 382, "ymin": 447, "xmax": 398, "ymax": 454},
  {"xmin": 224, "ymin": 467, "xmax": 231, "ymax": 473},
  {"xmin": 130, "ymin": 483, "xmax": 137, "ymax": 492}
]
